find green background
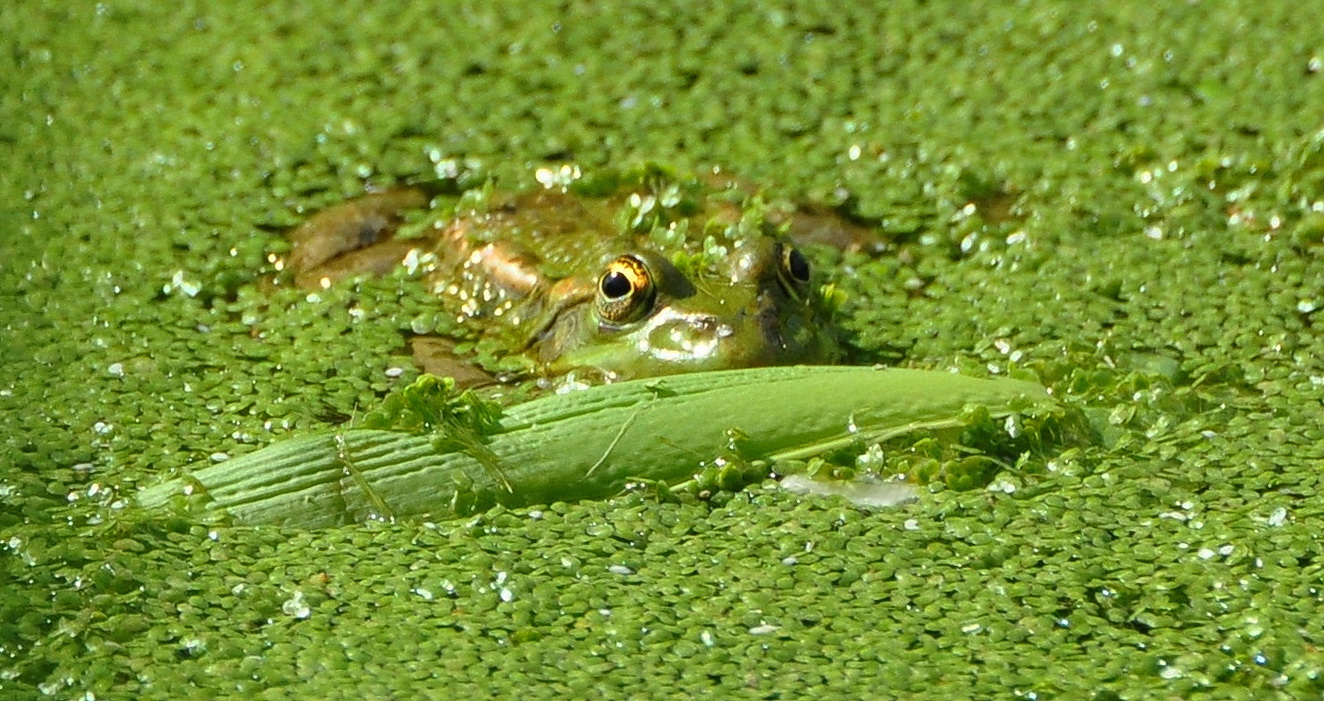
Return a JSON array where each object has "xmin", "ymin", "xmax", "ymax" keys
[{"xmin": 3, "ymin": 1, "xmax": 1322, "ymax": 698}]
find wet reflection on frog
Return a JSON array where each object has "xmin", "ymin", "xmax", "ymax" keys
[{"xmin": 281, "ymin": 167, "xmax": 872, "ymax": 387}]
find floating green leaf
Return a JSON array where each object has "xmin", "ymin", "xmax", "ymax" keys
[{"xmin": 136, "ymin": 366, "xmax": 1066, "ymax": 528}]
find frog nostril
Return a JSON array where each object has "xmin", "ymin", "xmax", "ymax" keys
[{"xmin": 687, "ymin": 315, "xmax": 718, "ymax": 332}]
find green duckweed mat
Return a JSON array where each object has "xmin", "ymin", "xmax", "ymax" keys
[{"xmin": 2, "ymin": 1, "xmax": 1322, "ymax": 698}]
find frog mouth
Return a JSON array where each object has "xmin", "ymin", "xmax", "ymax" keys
[{"xmin": 633, "ymin": 307, "xmax": 729, "ymax": 363}]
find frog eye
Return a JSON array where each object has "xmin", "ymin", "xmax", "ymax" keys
[
  {"xmin": 777, "ymin": 244, "xmax": 812, "ymax": 293},
  {"xmin": 597, "ymin": 255, "xmax": 657, "ymax": 324}
]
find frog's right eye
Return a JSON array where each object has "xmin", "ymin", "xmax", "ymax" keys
[
  {"xmin": 775, "ymin": 243, "xmax": 813, "ymax": 299},
  {"xmin": 597, "ymin": 255, "xmax": 657, "ymax": 324}
]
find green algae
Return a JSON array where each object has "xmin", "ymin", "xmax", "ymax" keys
[{"xmin": 3, "ymin": 1, "xmax": 1324, "ymax": 699}]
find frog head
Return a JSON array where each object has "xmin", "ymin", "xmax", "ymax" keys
[{"xmin": 534, "ymin": 237, "xmax": 840, "ymax": 380}]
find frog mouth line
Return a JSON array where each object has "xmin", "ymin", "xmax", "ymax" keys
[
  {"xmin": 632, "ymin": 306, "xmax": 730, "ymax": 363},
  {"xmin": 630, "ymin": 303, "xmax": 803, "ymax": 365}
]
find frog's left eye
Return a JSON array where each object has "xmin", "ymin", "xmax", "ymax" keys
[
  {"xmin": 597, "ymin": 255, "xmax": 657, "ymax": 324},
  {"xmin": 777, "ymin": 244, "xmax": 812, "ymax": 293}
]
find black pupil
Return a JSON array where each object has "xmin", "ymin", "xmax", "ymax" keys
[
  {"xmin": 600, "ymin": 270, "xmax": 633, "ymax": 299},
  {"xmin": 786, "ymin": 248, "xmax": 810, "ymax": 282}
]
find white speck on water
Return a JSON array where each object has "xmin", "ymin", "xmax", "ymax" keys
[
  {"xmin": 384, "ymin": 366, "xmax": 405, "ymax": 378},
  {"xmin": 903, "ymin": 519, "xmax": 920, "ymax": 531},
  {"xmin": 1267, "ymin": 507, "xmax": 1288, "ymax": 527},
  {"xmin": 414, "ymin": 587, "xmax": 434, "ymax": 601},
  {"xmin": 181, "ymin": 637, "xmax": 207, "ymax": 656},
  {"xmin": 163, "ymin": 270, "xmax": 201, "ymax": 298},
  {"xmin": 407, "ymin": 314, "xmax": 434, "ymax": 333},
  {"xmin": 780, "ymin": 474, "xmax": 918, "ymax": 508},
  {"xmin": 700, "ymin": 630, "xmax": 715, "ymax": 647},
  {"xmin": 402, "ymin": 248, "xmax": 424, "ymax": 274},
  {"xmin": 534, "ymin": 164, "xmax": 582, "ymax": 189},
  {"xmin": 210, "ymin": 452, "xmax": 229, "ymax": 463},
  {"xmin": 107, "ymin": 363, "xmax": 124, "ymax": 377},
  {"xmin": 93, "ymin": 422, "xmax": 112, "ymax": 435},
  {"xmin": 855, "ymin": 443, "xmax": 885, "ymax": 470},
  {"xmin": 281, "ymin": 591, "xmax": 311, "ymax": 619},
  {"xmin": 987, "ymin": 478, "xmax": 1017, "ymax": 494},
  {"xmin": 749, "ymin": 624, "xmax": 780, "ymax": 636},
  {"xmin": 961, "ymin": 623, "xmax": 982, "ymax": 634},
  {"xmin": 608, "ymin": 564, "xmax": 634, "ymax": 576}
]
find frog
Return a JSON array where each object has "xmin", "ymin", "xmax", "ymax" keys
[{"xmin": 278, "ymin": 165, "xmax": 867, "ymax": 386}]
